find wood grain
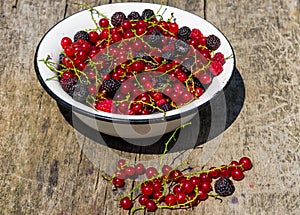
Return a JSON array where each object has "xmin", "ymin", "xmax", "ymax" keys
[{"xmin": 0, "ymin": 0, "xmax": 299, "ymax": 214}]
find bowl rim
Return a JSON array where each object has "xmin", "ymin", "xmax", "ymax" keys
[{"xmin": 34, "ymin": 2, "xmax": 236, "ymax": 124}]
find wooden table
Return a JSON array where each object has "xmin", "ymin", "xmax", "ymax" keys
[{"xmin": 1, "ymin": 0, "xmax": 299, "ymax": 214}]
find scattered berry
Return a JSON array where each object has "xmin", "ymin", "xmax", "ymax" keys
[
  {"xmin": 111, "ymin": 12, "xmax": 126, "ymax": 27},
  {"xmin": 177, "ymin": 26, "xmax": 191, "ymax": 41},
  {"xmin": 214, "ymin": 177, "xmax": 235, "ymax": 197},
  {"xmin": 141, "ymin": 9, "xmax": 155, "ymax": 20}
]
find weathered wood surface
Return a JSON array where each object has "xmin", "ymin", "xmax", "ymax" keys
[{"xmin": 0, "ymin": 0, "xmax": 299, "ymax": 214}]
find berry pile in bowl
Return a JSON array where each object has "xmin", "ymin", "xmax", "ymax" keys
[{"xmin": 34, "ymin": 3, "xmax": 235, "ymax": 138}]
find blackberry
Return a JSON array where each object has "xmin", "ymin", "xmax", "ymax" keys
[
  {"xmin": 73, "ymin": 83, "xmax": 88, "ymax": 102},
  {"xmin": 141, "ymin": 9, "xmax": 155, "ymax": 20},
  {"xmin": 101, "ymin": 78, "xmax": 122, "ymax": 97},
  {"xmin": 60, "ymin": 77, "xmax": 78, "ymax": 96},
  {"xmin": 73, "ymin": 30, "xmax": 89, "ymax": 42},
  {"xmin": 111, "ymin": 12, "xmax": 126, "ymax": 27},
  {"xmin": 206, "ymin": 34, "xmax": 221, "ymax": 50},
  {"xmin": 177, "ymin": 26, "xmax": 191, "ymax": 41},
  {"xmin": 162, "ymin": 50, "xmax": 175, "ymax": 61},
  {"xmin": 214, "ymin": 178, "xmax": 235, "ymax": 197},
  {"xmin": 182, "ymin": 58, "xmax": 195, "ymax": 71},
  {"xmin": 127, "ymin": 11, "xmax": 141, "ymax": 20},
  {"xmin": 147, "ymin": 30, "xmax": 163, "ymax": 47},
  {"xmin": 160, "ymin": 103, "xmax": 173, "ymax": 112},
  {"xmin": 174, "ymin": 39, "xmax": 190, "ymax": 55}
]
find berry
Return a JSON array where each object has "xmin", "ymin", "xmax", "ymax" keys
[
  {"xmin": 141, "ymin": 182, "xmax": 154, "ymax": 196},
  {"xmin": 239, "ymin": 157, "xmax": 252, "ymax": 171},
  {"xmin": 95, "ymin": 99, "xmax": 115, "ymax": 113},
  {"xmin": 141, "ymin": 9, "xmax": 155, "ymax": 20},
  {"xmin": 147, "ymin": 30, "xmax": 163, "ymax": 47},
  {"xmin": 139, "ymin": 195, "xmax": 149, "ymax": 205},
  {"xmin": 214, "ymin": 177, "xmax": 235, "ymax": 196},
  {"xmin": 165, "ymin": 194, "xmax": 176, "ymax": 206},
  {"xmin": 197, "ymin": 189, "xmax": 208, "ymax": 201},
  {"xmin": 145, "ymin": 199, "xmax": 157, "ymax": 212},
  {"xmin": 73, "ymin": 30, "xmax": 89, "ymax": 42},
  {"xmin": 231, "ymin": 168, "xmax": 244, "ymax": 181},
  {"xmin": 101, "ymin": 78, "xmax": 122, "ymax": 97},
  {"xmin": 111, "ymin": 12, "xmax": 126, "ymax": 27},
  {"xmin": 176, "ymin": 192, "xmax": 187, "ymax": 204},
  {"xmin": 145, "ymin": 167, "xmax": 158, "ymax": 179},
  {"xmin": 112, "ymin": 177, "xmax": 125, "ymax": 187},
  {"xmin": 206, "ymin": 34, "xmax": 221, "ymax": 50},
  {"xmin": 162, "ymin": 165, "xmax": 172, "ymax": 175},
  {"xmin": 120, "ymin": 197, "xmax": 132, "ymax": 210},
  {"xmin": 135, "ymin": 163, "xmax": 145, "ymax": 175},
  {"xmin": 209, "ymin": 61, "xmax": 223, "ymax": 76},
  {"xmin": 177, "ymin": 26, "xmax": 191, "ymax": 41},
  {"xmin": 61, "ymin": 37, "xmax": 72, "ymax": 48},
  {"xmin": 174, "ymin": 39, "xmax": 190, "ymax": 55},
  {"xmin": 60, "ymin": 77, "xmax": 78, "ymax": 96},
  {"xmin": 212, "ymin": 52, "xmax": 225, "ymax": 65},
  {"xmin": 73, "ymin": 83, "xmax": 88, "ymax": 102},
  {"xmin": 99, "ymin": 18, "xmax": 109, "ymax": 28},
  {"xmin": 127, "ymin": 11, "xmax": 141, "ymax": 20}
]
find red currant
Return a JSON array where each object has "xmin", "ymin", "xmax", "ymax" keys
[{"xmin": 120, "ymin": 197, "xmax": 132, "ymax": 210}]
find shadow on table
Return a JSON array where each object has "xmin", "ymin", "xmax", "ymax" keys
[{"xmin": 58, "ymin": 67, "xmax": 245, "ymax": 154}]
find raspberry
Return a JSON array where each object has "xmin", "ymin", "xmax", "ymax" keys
[
  {"xmin": 95, "ymin": 99, "xmax": 115, "ymax": 113},
  {"xmin": 206, "ymin": 34, "xmax": 221, "ymax": 50},
  {"xmin": 209, "ymin": 61, "xmax": 223, "ymax": 76},
  {"xmin": 60, "ymin": 77, "xmax": 78, "ymax": 96},
  {"xmin": 111, "ymin": 12, "xmax": 126, "ymax": 27},
  {"xmin": 73, "ymin": 30, "xmax": 89, "ymax": 42},
  {"xmin": 102, "ymin": 78, "xmax": 122, "ymax": 97},
  {"xmin": 141, "ymin": 9, "xmax": 155, "ymax": 20},
  {"xmin": 73, "ymin": 83, "xmax": 88, "ymax": 102},
  {"xmin": 174, "ymin": 40, "xmax": 190, "ymax": 55},
  {"xmin": 147, "ymin": 30, "xmax": 163, "ymax": 47},
  {"xmin": 127, "ymin": 11, "xmax": 141, "ymax": 20},
  {"xmin": 212, "ymin": 52, "xmax": 225, "ymax": 65},
  {"xmin": 214, "ymin": 177, "xmax": 235, "ymax": 196},
  {"xmin": 190, "ymin": 28, "xmax": 203, "ymax": 39},
  {"xmin": 177, "ymin": 26, "xmax": 191, "ymax": 41}
]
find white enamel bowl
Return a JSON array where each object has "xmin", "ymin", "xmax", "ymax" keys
[{"xmin": 34, "ymin": 2, "xmax": 235, "ymax": 139}]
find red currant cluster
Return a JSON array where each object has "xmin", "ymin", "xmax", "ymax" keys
[
  {"xmin": 106, "ymin": 157, "xmax": 252, "ymax": 213},
  {"xmin": 45, "ymin": 7, "xmax": 228, "ymax": 115}
]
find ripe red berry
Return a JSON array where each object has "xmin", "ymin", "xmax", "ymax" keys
[
  {"xmin": 61, "ymin": 37, "xmax": 72, "ymax": 48},
  {"xmin": 145, "ymin": 167, "xmax": 158, "ymax": 179},
  {"xmin": 141, "ymin": 181, "xmax": 154, "ymax": 196},
  {"xmin": 231, "ymin": 168, "xmax": 244, "ymax": 181},
  {"xmin": 124, "ymin": 166, "xmax": 135, "ymax": 176},
  {"xmin": 165, "ymin": 194, "xmax": 177, "ymax": 206},
  {"xmin": 200, "ymin": 181, "xmax": 211, "ymax": 193},
  {"xmin": 190, "ymin": 176, "xmax": 201, "ymax": 187},
  {"xmin": 209, "ymin": 61, "xmax": 223, "ymax": 76},
  {"xmin": 239, "ymin": 157, "xmax": 252, "ymax": 171},
  {"xmin": 138, "ymin": 195, "xmax": 149, "ymax": 205},
  {"xmin": 112, "ymin": 177, "xmax": 125, "ymax": 187},
  {"xmin": 220, "ymin": 166, "xmax": 231, "ymax": 178},
  {"xmin": 99, "ymin": 18, "xmax": 109, "ymax": 28},
  {"xmin": 181, "ymin": 180, "xmax": 195, "ymax": 194},
  {"xmin": 145, "ymin": 199, "xmax": 157, "ymax": 212},
  {"xmin": 208, "ymin": 167, "xmax": 220, "ymax": 179},
  {"xmin": 199, "ymin": 173, "xmax": 212, "ymax": 183},
  {"xmin": 176, "ymin": 192, "xmax": 187, "ymax": 204},
  {"xmin": 120, "ymin": 197, "xmax": 132, "ymax": 210},
  {"xmin": 152, "ymin": 190, "xmax": 164, "ymax": 202},
  {"xmin": 169, "ymin": 170, "xmax": 183, "ymax": 182},
  {"xmin": 197, "ymin": 189, "xmax": 208, "ymax": 201},
  {"xmin": 199, "ymin": 73, "xmax": 212, "ymax": 85},
  {"xmin": 134, "ymin": 163, "xmax": 145, "ymax": 175},
  {"xmin": 162, "ymin": 165, "xmax": 172, "ymax": 175}
]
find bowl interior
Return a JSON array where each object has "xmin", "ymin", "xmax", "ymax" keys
[{"xmin": 35, "ymin": 2, "xmax": 235, "ymax": 122}]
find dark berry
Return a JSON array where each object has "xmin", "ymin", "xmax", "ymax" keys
[
  {"xmin": 177, "ymin": 26, "xmax": 191, "ymax": 41},
  {"xmin": 160, "ymin": 103, "xmax": 173, "ymax": 112},
  {"xmin": 141, "ymin": 9, "xmax": 155, "ymax": 20},
  {"xmin": 111, "ymin": 12, "xmax": 126, "ymax": 27},
  {"xmin": 174, "ymin": 39, "xmax": 190, "ymax": 55},
  {"xmin": 101, "ymin": 78, "xmax": 122, "ymax": 97},
  {"xmin": 162, "ymin": 50, "xmax": 175, "ymax": 61},
  {"xmin": 127, "ymin": 11, "xmax": 141, "ymax": 20},
  {"xmin": 60, "ymin": 77, "xmax": 78, "ymax": 96},
  {"xmin": 73, "ymin": 83, "xmax": 88, "ymax": 102},
  {"xmin": 73, "ymin": 30, "xmax": 89, "ymax": 42},
  {"xmin": 206, "ymin": 34, "xmax": 221, "ymax": 50},
  {"xmin": 214, "ymin": 177, "xmax": 235, "ymax": 196},
  {"xmin": 146, "ymin": 30, "xmax": 163, "ymax": 47}
]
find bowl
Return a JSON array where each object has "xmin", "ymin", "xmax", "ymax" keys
[{"xmin": 34, "ymin": 2, "xmax": 235, "ymax": 139}]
